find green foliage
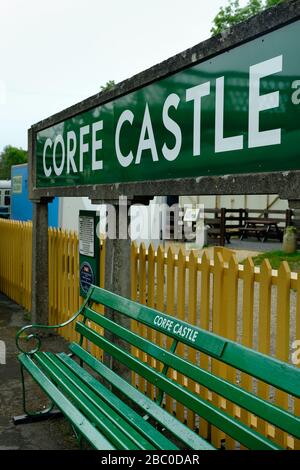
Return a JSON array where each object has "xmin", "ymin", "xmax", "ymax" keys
[
  {"xmin": 100, "ymin": 80, "xmax": 116, "ymax": 92},
  {"xmin": 211, "ymin": 0, "xmax": 285, "ymax": 35},
  {"xmin": 0, "ymin": 145, "xmax": 27, "ymax": 179},
  {"xmin": 243, "ymin": 249, "xmax": 300, "ymax": 271}
]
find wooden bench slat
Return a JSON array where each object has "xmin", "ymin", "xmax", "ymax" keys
[
  {"xmin": 34, "ymin": 352, "xmax": 151, "ymax": 450},
  {"xmin": 57, "ymin": 352, "xmax": 179, "ymax": 450},
  {"xmin": 88, "ymin": 288, "xmax": 300, "ymax": 397},
  {"xmin": 78, "ymin": 311, "xmax": 300, "ymax": 438},
  {"xmin": 18, "ymin": 353, "xmax": 116, "ymax": 450},
  {"xmin": 69, "ymin": 343, "xmax": 215, "ymax": 451},
  {"xmin": 74, "ymin": 323, "xmax": 282, "ymax": 450}
]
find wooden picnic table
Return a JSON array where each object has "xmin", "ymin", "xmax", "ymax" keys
[{"xmin": 239, "ymin": 218, "xmax": 282, "ymax": 242}]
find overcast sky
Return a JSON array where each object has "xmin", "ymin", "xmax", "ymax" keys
[{"xmin": 0, "ymin": 0, "xmax": 247, "ymax": 152}]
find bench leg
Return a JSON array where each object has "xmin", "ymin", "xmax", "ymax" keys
[
  {"xmin": 13, "ymin": 409, "xmax": 63, "ymax": 425},
  {"xmin": 13, "ymin": 364, "xmax": 59, "ymax": 425}
]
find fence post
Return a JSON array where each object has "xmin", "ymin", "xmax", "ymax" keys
[
  {"xmin": 220, "ymin": 207, "xmax": 226, "ymax": 246},
  {"xmin": 285, "ymin": 208, "xmax": 292, "ymax": 227}
]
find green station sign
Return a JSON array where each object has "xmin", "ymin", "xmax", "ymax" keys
[{"xmin": 36, "ymin": 20, "xmax": 300, "ymax": 189}]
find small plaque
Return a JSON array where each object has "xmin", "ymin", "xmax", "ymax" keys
[{"xmin": 80, "ymin": 261, "xmax": 95, "ymax": 294}]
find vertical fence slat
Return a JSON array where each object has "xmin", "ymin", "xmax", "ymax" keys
[
  {"xmin": 165, "ymin": 247, "xmax": 175, "ymax": 413},
  {"xmin": 147, "ymin": 243, "xmax": 156, "ymax": 400},
  {"xmin": 211, "ymin": 251, "xmax": 225, "ymax": 448},
  {"xmin": 176, "ymin": 248, "xmax": 186, "ymax": 423},
  {"xmin": 275, "ymin": 261, "xmax": 291, "ymax": 448},
  {"xmin": 257, "ymin": 259, "xmax": 272, "ymax": 439},
  {"xmin": 240, "ymin": 257, "xmax": 254, "ymax": 444},
  {"xmin": 224, "ymin": 254, "xmax": 238, "ymax": 450},
  {"xmin": 199, "ymin": 251, "xmax": 210, "ymax": 439},
  {"xmin": 187, "ymin": 250, "xmax": 197, "ymax": 430}
]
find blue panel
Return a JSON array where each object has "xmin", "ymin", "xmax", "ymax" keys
[{"xmin": 11, "ymin": 164, "xmax": 58, "ymax": 227}]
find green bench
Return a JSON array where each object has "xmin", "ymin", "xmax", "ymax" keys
[{"xmin": 14, "ymin": 285, "xmax": 300, "ymax": 450}]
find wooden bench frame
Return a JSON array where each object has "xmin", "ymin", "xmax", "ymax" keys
[{"xmin": 14, "ymin": 286, "xmax": 300, "ymax": 450}]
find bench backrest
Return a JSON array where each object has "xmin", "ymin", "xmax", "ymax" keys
[{"xmin": 72, "ymin": 285, "xmax": 300, "ymax": 450}]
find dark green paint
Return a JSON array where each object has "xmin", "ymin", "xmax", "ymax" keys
[
  {"xmin": 16, "ymin": 284, "xmax": 300, "ymax": 449},
  {"xmin": 36, "ymin": 21, "xmax": 300, "ymax": 189},
  {"xmin": 80, "ymin": 309, "xmax": 300, "ymax": 438}
]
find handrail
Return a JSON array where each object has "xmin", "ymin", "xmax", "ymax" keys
[{"xmin": 15, "ymin": 287, "xmax": 93, "ymax": 355}]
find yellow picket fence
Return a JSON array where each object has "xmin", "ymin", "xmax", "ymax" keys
[
  {"xmin": 0, "ymin": 218, "xmax": 299, "ymax": 449},
  {"xmin": 131, "ymin": 242, "xmax": 300, "ymax": 450},
  {"xmin": 0, "ymin": 220, "xmax": 105, "ymax": 359},
  {"xmin": 0, "ymin": 219, "xmax": 32, "ymax": 309}
]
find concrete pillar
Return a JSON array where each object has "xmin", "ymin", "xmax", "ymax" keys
[
  {"xmin": 102, "ymin": 198, "xmax": 132, "ymax": 382},
  {"xmin": 31, "ymin": 199, "xmax": 51, "ymax": 325},
  {"xmin": 90, "ymin": 196, "xmax": 152, "ymax": 382}
]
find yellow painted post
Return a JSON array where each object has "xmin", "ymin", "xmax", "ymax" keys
[
  {"xmin": 211, "ymin": 251, "xmax": 225, "ymax": 448},
  {"xmin": 147, "ymin": 243, "xmax": 156, "ymax": 399},
  {"xmin": 166, "ymin": 246, "xmax": 175, "ymax": 413},
  {"xmin": 48, "ymin": 228, "xmax": 53, "ymax": 325},
  {"xmin": 131, "ymin": 241, "xmax": 138, "ymax": 386},
  {"xmin": 176, "ymin": 248, "xmax": 186, "ymax": 423},
  {"xmin": 57, "ymin": 230, "xmax": 63, "ymax": 334},
  {"xmin": 74, "ymin": 233, "xmax": 80, "ymax": 343},
  {"xmin": 240, "ymin": 257, "xmax": 255, "ymax": 441},
  {"xmin": 53, "ymin": 228, "xmax": 58, "ymax": 325},
  {"xmin": 62, "ymin": 230, "xmax": 68, "ymax": 340},
  {"xmin": 256, "ymin": 258, "xmax": 272, "ymax": 438},
  {"xmin": 68, "ymin": 232, "xmax": 76, "ymax": 342},
  {"xmin": 187, "ymin": 250, "xmax": 197, "ymax": 430},
  {"xmin": 294, "ymin": 271, "xmax": 300, "ymax": 450},
  {"xmin": 198, "ymin": 251, "xmax": 211, "ymax": 439},
  {"xmin": 138, "ymin": 242, "xmax": 147, "ymax": 394},
  {"xmin": 156, "ymin": 245, "xmax": 165, "ymax": 385},
  {"xmin": 224, "ymin": 254, "xmax": 239, "ymax": 450},
  {"xmin": 275, "ymin": 261, "xmax": 291, "ymax": 448}
]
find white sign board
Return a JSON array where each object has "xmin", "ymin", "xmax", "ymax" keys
[{"xmin": 79, "ymin": 216, "xmax": 94, "ymax": 257}]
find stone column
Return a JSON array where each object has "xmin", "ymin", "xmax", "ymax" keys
[
  {"xmin": 91, "ymin": 196, "xmax": 151, "ymax": 382},
  {"xmin": 287, "ymin": 199, "xmax": 300, "ymax": 247},
  {"xmin": 31, "ymin": 198, "xmax": 52, "ymax": 325}
]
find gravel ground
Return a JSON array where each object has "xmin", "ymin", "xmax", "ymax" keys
[{"xmin": 0, "ymin": 293, "xmax": 79, "ymax": 450}]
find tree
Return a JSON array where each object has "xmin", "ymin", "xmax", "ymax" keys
[
  {"xmin": 100, "ymin": 80, "xmax": 116, "ymax": 92},
  {"xmin": 0, "ymin": 145, "xmax": 27, "ymax": 179},
  {"xmin": 211, "ymin": 0, "xmax": 284, "ymax": 36}
]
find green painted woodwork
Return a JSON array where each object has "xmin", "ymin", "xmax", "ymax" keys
[
  {"xmin": 89, "ymin": 287, "xmax": 300, "ymax": 397},
  {"xmin": 56, "ymin": 352, "xmax": 179, "ymax": 450},
  {"xmin": 36, "ymin": 20, "xmax": 300, "ymax": 189},
  {"xmin": 16, "ymin": 284, "xmax": 300, "ymax": 450},
  {"xmin": 79, "ymin": 307, "xmax": 300, "ymax": 438},
  {"xmin": 18, "ymin": 354, "xmax": 115, "ymax": 450},
  {"xmin": 65, "ymin": 345, "xmax": 215, "ymax": 451},
  {"xmin": 34, "ymin": 352, "xmax": 156, "ymax": 450},
  {"xmin": 75, "ymin": 322, "xmax": 281, "ymax": 450}
]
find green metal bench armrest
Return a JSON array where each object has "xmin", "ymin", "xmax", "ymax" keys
[{"xmin": 16, "ymin": 288, "xmax": 93, "ymax": 355}]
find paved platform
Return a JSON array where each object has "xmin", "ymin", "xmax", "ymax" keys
[{"xmin": 0, "ymin": 293, "xmax": 78, "ymax": 450}]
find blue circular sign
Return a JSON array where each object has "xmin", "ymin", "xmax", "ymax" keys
[{"xmin": 80, "ymin": 261, "xmax": 94, "ymax": 294}]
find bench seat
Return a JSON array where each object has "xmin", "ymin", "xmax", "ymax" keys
[
  {"xmin": 18, "ymin": 350, "xmax": 212, "ymax": 450},
  {"xmin": 15, "ymin": 286, "xmax": 300, "ymax": 450}
]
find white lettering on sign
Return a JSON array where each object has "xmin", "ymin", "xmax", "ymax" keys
[
  {"xmin": 186, "ymin": 81, "xmax": 210, "ymax": 156},
  {"xmin": 153, "ymin": 315, "xmax": 199, "ymax": 343},
  {"xmin": 162, "ymin": 93, "xmax": 182, "ymax": 161},
  {"xmin": 41, "ymin": 55, "xmax": 285, "ymax": 178},
  {"xmin": 115, "ymin": 110, "xmax": 135, "ymax": 167},
  {"xmin": 135, "ymin": 104, "xmax": 159, "ymax": 164},
  {"xmin": 248, "ymin": 55, "xmax": 282, "ymax": 148},
  {"xmin": 67, "ymin": 130, "xmax": 77, "ymax": 174}
]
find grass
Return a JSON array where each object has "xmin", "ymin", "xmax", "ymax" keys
[{"xmin": 245, "ymin": 250, "xmax": 300, "ymax": 272}]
